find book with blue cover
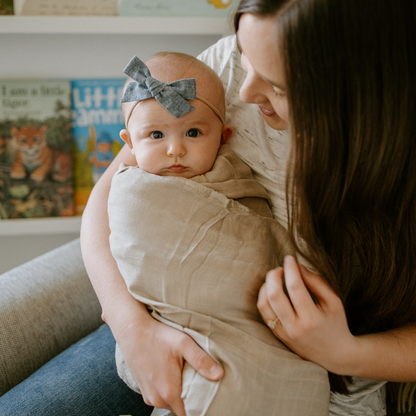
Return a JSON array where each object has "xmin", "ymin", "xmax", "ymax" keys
[
  {"xmin": 71, "ymin": 78, "xmax": 125, "ymax": 215},
  {"xmin": 0, "ymin": 79, "xmax": 74, "ymax": 219}
]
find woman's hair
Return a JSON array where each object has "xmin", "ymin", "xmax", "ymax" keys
[
  {"xmin": 235, "ymin": 0, "xmax": 416, "ymax": 392},
  {"xmin": 234, "ymin": 0, "xmax": 287, "ymax": 29}
]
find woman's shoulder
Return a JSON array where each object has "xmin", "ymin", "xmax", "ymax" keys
[{"xmin": 197, "ymin": 35, "xmax": 241, "ymax": 81}]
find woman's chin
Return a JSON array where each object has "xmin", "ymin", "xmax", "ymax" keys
[{"xmin": 260, "ymin": 111, "xmax": 289, "ymax": 131}]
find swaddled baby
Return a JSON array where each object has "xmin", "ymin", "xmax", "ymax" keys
[{"xmin": 108, "ymin": 53, "xmax": 329, "ymax": 416}]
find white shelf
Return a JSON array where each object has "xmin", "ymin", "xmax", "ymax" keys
[
  {"xmin": 0, "ymin": 16, "xmax": 231, "ymax": 35},
  {"xmin": 0, "ymin": 216, "xmax": 82, "ymax": 236}
]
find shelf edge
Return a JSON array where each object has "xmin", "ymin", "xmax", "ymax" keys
[
  {"xmin": 0, "ymin": 216, "xmax": 82, "ymax": 236},
  {"xmin": 0, "ymin": 16, "xmax": 231, "ymax": 35}
]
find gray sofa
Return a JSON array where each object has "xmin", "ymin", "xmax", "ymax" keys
[
  {"xmin": 0, "ymin": 239, "xmax": 102, "ymax": 396},
  {"xmin": 0, "ymin": 238, "xmax": 413, "ymax": 415}
]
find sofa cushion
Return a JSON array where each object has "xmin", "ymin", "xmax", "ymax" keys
[{"xmin": 0, "ymin": 238, "xmax": 102, "ymax": 396}]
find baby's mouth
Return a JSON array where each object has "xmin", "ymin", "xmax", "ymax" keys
[{"xmin": 168, "ymin": 164, "xmax": 187, "ymax": 172}]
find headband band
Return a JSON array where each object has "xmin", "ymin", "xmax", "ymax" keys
[
  {"xmin": 124, "ymin": 95, "xmax": 225, "ymax": 128},
  {"xmin": 121, "ymin": 56, "xmax": 224, "ymax": 127}
]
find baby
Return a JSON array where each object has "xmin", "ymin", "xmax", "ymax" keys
[
  {"xmin": 116, "ymin": 52, "xmax": 273, "ymax": 217},
  {"xmin": 108, "ymin": 53, "xmax": 329, "ymax": 416}
]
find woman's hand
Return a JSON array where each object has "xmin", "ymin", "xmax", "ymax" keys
[
  {"xmin": 257, "ymin": 255, "xmax": 360, "ymax": 375},
  {"xmin": 116, "ymin": 312, "xmax": 224, "ymax": 416},
  {"xmin": 259, "ymin": 255, "xmax": 416, "ymax": 381}
]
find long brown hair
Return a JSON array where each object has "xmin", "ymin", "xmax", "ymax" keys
[{"xmin": 235, "ymin": 0, "xmax": 416, "ymax": 393}]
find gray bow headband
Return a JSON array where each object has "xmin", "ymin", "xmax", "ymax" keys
[
  {"xmin": 122, "ymin": 56, "xmax": 196, "ymax": 119},
  {"xmin": 121, "ymin": 55, "xmax": 225, "ymax": 127}
]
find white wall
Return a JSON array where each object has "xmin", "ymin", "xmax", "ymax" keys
[
  {"xmin": 0, "ymin": 234, "xmax": 79, "ymax": 273},
  {"xmin": 0, "ymin": 33, "xmax": 221, "ymax": 79}
]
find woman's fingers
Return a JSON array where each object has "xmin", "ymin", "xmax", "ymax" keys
[
  {"xmin": 258, "ymin": 256, "xmax": 355, "ymax": 371},
  {"xmin": 281, "ymin": 256, "xmax": 317, "ymax": 317},
  {"xmin": 257, "ymin": 282, "xmax": 279, "ymax": 327},
  {"xmin": 258, "ymin": 266, "xmax": 295, "ymax": 328},
  {"xmin": 258, "ymin": 257, "xmax": 325, "ymax": 339},
  {"xmin": 180, "ymin": 335, "xmax": 224, "ymax": 381},
  {"xmin": 265, "ymin": 256, "xmax": 337, "ymax": 321},
  {"xmin": 149, "ymin": 328, "xmax": 223, "ymax": 414},
  {"xmin": 140, "ymin": 363, "xmax": 186, "ymax": 416},
  {"xmin": 149, "ymin": 332, "xmax": 223, "ymax": 415},
  {"xmin": 298, "ymin": 264, "xmax": 342, "ymax": 311},
  {"xmin": 121, "ymin": 323, "xmax": 186, "ymax": 414},
  {"xmin": 118, "ymin": 317, "xmax": 223, "ymax": 416},
  {"xmin": 260, "ymin": 256, "xmax": 317, "ymax": 325}
]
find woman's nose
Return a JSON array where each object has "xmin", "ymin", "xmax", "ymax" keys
[
  {"xmin": 167, "ymin": 139, "xmax": 186, "ymax": 157},
  {"xmin": 239, "ymin": 71, "xmax": 267, "ymax": 105}
]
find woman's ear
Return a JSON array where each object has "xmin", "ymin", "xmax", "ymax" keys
[
  {"xmin": 221, "ymin": 124, "xmax": 233, "ymax": 145},
  {"xmin": 119, "ymin": 129, "xmax": 133, "ymax": 148}
]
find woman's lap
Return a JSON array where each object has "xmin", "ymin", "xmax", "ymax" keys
[{"xmin": 0, "ymin": 324, "xmax": 153, "ymax": 416}]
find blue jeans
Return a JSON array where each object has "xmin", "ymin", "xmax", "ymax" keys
[{"xmin": 0, "ymin": 324, "xmax": 153, "ymax": 416}]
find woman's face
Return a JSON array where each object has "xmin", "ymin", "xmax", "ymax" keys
[{"xmin": 238, "ymin": 12, "xmax": 289, "ymax": 131}]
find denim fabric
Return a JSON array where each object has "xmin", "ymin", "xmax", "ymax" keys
[{"xmin": 0, "ymin": 324, "xmax": 153, "ymax": 416}]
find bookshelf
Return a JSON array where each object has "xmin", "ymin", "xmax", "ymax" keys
[
  {"xmin": 0, "ymin": 14, "xmax": 229, "ymax": 272},
  {"xmin": 0, "ymin": 16, "xmax": 231, "ymax": 35}
]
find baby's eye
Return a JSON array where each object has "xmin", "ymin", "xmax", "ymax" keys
[
  {"xmin": 150, "ymin": 131, "xmax": 164, "ymax": 139},
  {"xmin": 186, "ymin": 128, "xmax": 200, "ymax": 138}
]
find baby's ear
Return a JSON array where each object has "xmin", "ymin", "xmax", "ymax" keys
[
  {"xmin": 119, "ymin": 129, "xmax": 133, "ymax": 148},
  {"xmin": 220, "ymin": 124, "xmax": 233, "ymax": 145}
]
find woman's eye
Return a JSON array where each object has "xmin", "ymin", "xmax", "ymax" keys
[
  {"xmin": 186, "ymin": 129, "xmax": 200, "ymax": 138},
  {"xmin": 150, "ymin": 131, "xmax": 164, "ymax": 139},
  {"xmin": 273, "ymin": 87, "xmax": 286, "ymax": 98}
]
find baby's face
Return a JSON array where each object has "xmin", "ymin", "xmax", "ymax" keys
[{"xmin": 125, "ymin": 99, "xmax": 226, "ymax": 178}]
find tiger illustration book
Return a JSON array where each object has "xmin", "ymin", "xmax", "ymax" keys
[
  {"xmin": 0, "ymin": 80, "xmax": 74, "ymax": 219},
  {"xmin": 10, "ymin": 125, "xmax": 72, "ymax": 183}
]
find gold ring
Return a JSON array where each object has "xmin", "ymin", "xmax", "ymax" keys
[{"xmin": 267, "ymin": 317, "xmax": 279, "ymax": 329}]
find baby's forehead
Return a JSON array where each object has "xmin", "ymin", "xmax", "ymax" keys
[
  {"xmin": 131, "ymin": 98, "xmax": 217, "ymax": 127},
  {"xmin": 145, "ymin": 55, "xmax": 210, "ymax": 84}
]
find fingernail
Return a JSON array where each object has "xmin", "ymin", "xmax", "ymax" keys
[
  {"xmin": 284, "ymin": 255, "xmax": 294, "ymax": 264},
  {"xmin": 210, "ymin": 364, "xmax": 223, "ymax": 378}
]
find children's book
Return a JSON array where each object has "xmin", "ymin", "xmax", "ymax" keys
[
  {"xmin": 19, "ymin": 0, "xmax": 117, "ymax": 15},
  {"xmin": 71, "ymin": 78, "xmax": 125, "ymax": 215},
  {"xmin": 0, "ymin": 0, "xmax": 14, "ymax": 14},
  {"xmin": 0, "ymin": 80, "xmax": 74, "ymax": 219},
  {"xmin": 118, "ymin": 0, "xmax": 235, "ymax": 17}
]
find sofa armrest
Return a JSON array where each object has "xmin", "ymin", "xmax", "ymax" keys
[{"xmin": 0, "ymin": 238, "xmax": 102, "ymax": 396}]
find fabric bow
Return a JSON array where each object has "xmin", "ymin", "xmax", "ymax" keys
[{"xmin": 121, "ymin": 56, "xmax": 197, "ymax": 118}]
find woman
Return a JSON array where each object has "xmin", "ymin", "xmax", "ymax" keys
[
  {"xmin": 238, "ymin": 0, "xmax": 416, "ymax": 387},
  {"xmin": 236, "ymin": 0, "xmax": 416, "ymax": 411},
  {"xmin": 1, "ymin": 0, "xmax": 415, "ymax": 415}
]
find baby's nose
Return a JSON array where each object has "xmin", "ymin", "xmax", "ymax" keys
[{"xmin": 167, "ymin": 139, "xmax": 186, "ymax": 157}]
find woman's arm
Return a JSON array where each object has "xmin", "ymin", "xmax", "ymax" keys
[
  {"xmin": 80, "ymin": 144, "xmax": 223, "ymax": 415},
  {"xmin": 258, "ymin": 255, "xmax": 416, "ymax": 381},
  {"xmin": 81, "ymin": 145, "xmax": 138, "ymax": 329}
]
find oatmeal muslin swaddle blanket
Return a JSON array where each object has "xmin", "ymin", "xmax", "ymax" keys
[{"xmin": 108, "ymin": 145, "xmax": 330, "ymax": 416}]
